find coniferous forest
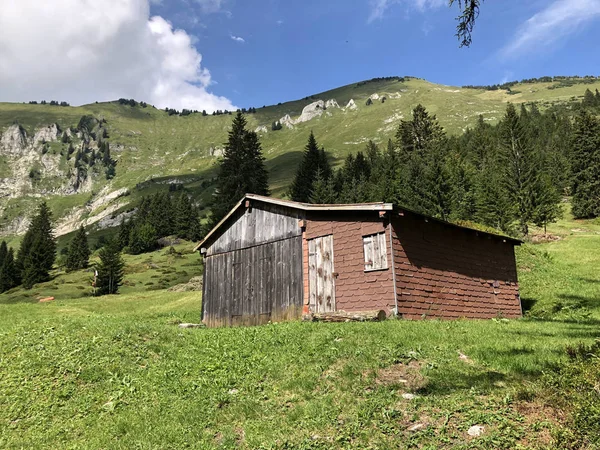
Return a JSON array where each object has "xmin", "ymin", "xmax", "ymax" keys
[{"xmin": 291, "ymin": 93, "xmax": 600, "ymax": 237}]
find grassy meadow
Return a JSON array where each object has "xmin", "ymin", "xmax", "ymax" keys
[{"xmin": 1, "ymin": 205, "xmax": 600, "ymax": 448}]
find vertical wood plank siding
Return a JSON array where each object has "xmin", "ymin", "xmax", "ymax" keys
[
  {"xmin": 207, "ymin": 203, "xmax": 302, "ymax": 256},
  {"xmin": 203, "ymin": 236, "xmax": 303, "ymax": 327}
]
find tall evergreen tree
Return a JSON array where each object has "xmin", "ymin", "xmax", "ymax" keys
[
  {"xmin": 18, "ymin": 202, "xmax": 56, "ymax": 287},
  {"xmin": 532, "ymin": 174, "xmax": 562, "ymax": 234},
  {"xmin": 0, "ymin": 241, "xmax": 7, "ymax": 269},
  {"xmin": 289, "ymin": 131, "xmax": 332, "ymax": 202},
  {"xmin": 396, "ymin": 104, "xmax": 445, "ymax": 155},
  {"xmin": 117, "ymin": 218, "xmax": 134, "ymax": 250},
  {"xmin": 65, "ymin": 226, "xmax": 90, "ymax": 272},
  {"xmin": 128, "ymin": 223, "xmax": 158, "ymax": 255},
  {"xmin": 0, "ymin": 248, "xmax": 17, "ymax": 293},
  {"xmin": 174, "ymin": 193, "xmax": 201, "ymax": 240},
  {"xmin": 571, "ymin": 110, "xmax": 600, "ymax": 218},
  {"xmin": 497, "ymin": 103, "xmax": 542, "ymax": 235},
  {"xmin": 95, "ymin": 240, "xmax": 125, "ymax": 296},
  {"xmin": 211, "ymin": 112, "xmax": 269, "ymax": 225},
  {"xmin": 582, "ymin": 88, "xmax": 596, "ymax": 108},
  {"xmin": 309, "ymin": 169, "xmax": 338, "ymax": 204}
]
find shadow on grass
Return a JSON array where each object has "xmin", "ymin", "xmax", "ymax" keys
[{"xmin": 521, "ymin": 297, "xmax": 537, "ymax": 313}]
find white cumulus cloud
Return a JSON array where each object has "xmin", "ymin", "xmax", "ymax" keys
[
  {"xmin": 368, "ymin": 0, "xmax": 445, "ymax": 23},
  {"xmin": 230, "ymin": 35, "xmax": 245, "ymax": 43},
  {"xmin": 500, "ymin": 0, "xmax": 600, "ymax": 59},
  {"xmin": 0, "ymin": 0, "xmax": 235, "ymax": 112}
]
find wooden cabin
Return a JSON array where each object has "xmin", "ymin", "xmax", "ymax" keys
[{"xmin": 195, "ymin": 194, "xmax": 522, "ymax": 327}]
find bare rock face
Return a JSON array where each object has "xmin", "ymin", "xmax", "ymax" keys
[
  {"xmin": 296, "ymin": 100, "xmax": 325, "ymax": 124},
  {"xmin": 32, "ymin": 124, "xmax": 60, "ymax": 146},
  {"xmin": 344, "ymin": 99, "xmax": 358, "ymax": 111},
  {"xmin": 325, "ymin": 99, "xmax": 340, "ymax": 109},
  {"xmin": 254, "ymin": 125, "xmax": 268, "ymax": 134},
  {"xmin": 278, "ymin": 114, "xmax": 295, "ymax": 129},
  {"xmin": 209, "ymin": 146, "xmax": 224, "ymax": 157},
  {"xmin": 0, "ymin": 124, "xmax": 28, "ymax": 156}
]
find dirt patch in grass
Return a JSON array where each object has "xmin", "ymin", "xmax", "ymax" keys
[
  {"xmin": 375, "ymin": 361, "xmax": 427, "ymax": 391},
  {"xmin": 531, "ymin": 233, "xmax": 561, "ymax": 243},
  {"xmin": 514, "ymin": 400, "xmax": 564, "ymax": 448}
]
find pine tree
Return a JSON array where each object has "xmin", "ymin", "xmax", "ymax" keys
[
  {"xmin": 22, "ymin": 237, "xmax": 49, "ymax": 289},
  {"xmin": 497, "ymin": 103, "xmax": 541, "ymax": 235},
  {"xmin": 309, "ymin": 169, "xmax": 338, "ymax": 204},
  {"xmin": 0, "ymin": 248, "xmax": 17, "ymax": 293},
  {"xmin": 128, "ymin": 223, "xmax": 157, "ymax": 255},
  {"xmin": 117, "ymin": 218, "xmax": 134, "ymax": 250},
  {"xmin": 475, "ymin": 162, "xmax": 514, "ymax": 232},
  {"xmin": 289, "ymin": 131, "xmax": 332, "ymax": 202},
  {"xmin": 174, "ymin": 193, "xmax": 200, "ymax": 240},
  {"xmin": 396, "ymin": 104, "xmax": 445, "ymax": 155},
  {"xmin": 211, "ymin": 112, "xmax": 269, "ymax": 225},
  {"xmin": 95, "ymin": 240, "xmax": 125, "ymax": 296},
  {"xmin": 0, "ymin": 241, "xmax": 7, "ymax": 269},
  {"xmin": 571, "ymin": 110, "xmax": 600, "ymax": 218},
  {"xmin": 18, "ymin": 202, "xmax": 56, "ymax": 287},
  {"xmin": 582, "ymin": 88, "xmax": 596, "ymax": 108},
  {"xmin": 148, "ymin": 192, "xmax": 174, "ymax": 237},
  {"xmin": 65, "ymin": 226, "xmax": 90, "ymax": 272},
  {"xmin": 532, "ymin": 174, "xmax": 562, "ymax": 234}
]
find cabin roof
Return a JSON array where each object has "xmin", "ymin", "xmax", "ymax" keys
[{"xmin": 194, "ymin": 194, "xmax": 521, "ymax": 252}]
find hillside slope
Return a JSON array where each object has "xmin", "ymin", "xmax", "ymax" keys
[{"xmin": 1, "ymin": 76, "xmax": 600, "ymax": 241}]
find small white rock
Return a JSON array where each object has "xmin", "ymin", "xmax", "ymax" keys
[
  {"xmin": 467, "ymin": 425, "xmax": 485, "ymax": 437},
  {"xmin": 407, "ymin": 423, "xmax": 425, "ymax": 432},
  {"xmin": 228, "ymin": 389, "xmax": 239, "ymax": 395},
  {"xmin": 402, "ymin": 393, "xmax": 417, "ymax": 400}
]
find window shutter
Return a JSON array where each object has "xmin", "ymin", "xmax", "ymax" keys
[{"xmin": 363, "ymin": 232, "xmax": 388, "ymax": 271}]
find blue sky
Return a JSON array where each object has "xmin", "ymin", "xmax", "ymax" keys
[
  {"xmin": 1, "ymin": 0, "xmax": 599, "ymax": 111},
  {"xmin": 149, "ymin": 0, "xmax": 600, "ymax": 109}
]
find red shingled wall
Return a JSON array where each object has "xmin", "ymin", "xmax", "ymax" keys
[
  {"xmin": 391, "ymin": 212, "xmax": 521, "ymax": 319},
  {"xmin": 304, "ymin": 212, "xmax": 396, "ymax": 314}
]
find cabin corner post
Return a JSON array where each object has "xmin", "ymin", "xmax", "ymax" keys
[
  {"xmin": 300, "ymin": 219, "xmax": 310, "ymax": 315},
  {"xmin": 387, "ymin": 216, "xmax": 399, "ymax": 317}
]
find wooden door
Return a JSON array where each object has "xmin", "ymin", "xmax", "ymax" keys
[{"xmin": 308, "ymin": 235, "xmax": 336, "ymax": 313}]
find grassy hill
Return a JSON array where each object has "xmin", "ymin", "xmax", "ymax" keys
[
  {"xmin": 2, "ymin": 76, "xmax": 600, "ymax": 244},
  {"xmin": 1, "ymin": 203, "xmax": 600, "ymax": 448}
]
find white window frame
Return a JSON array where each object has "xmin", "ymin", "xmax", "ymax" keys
[{"xmin": 363, "ymin": 232, "xmax": 388, "ymax": 272}]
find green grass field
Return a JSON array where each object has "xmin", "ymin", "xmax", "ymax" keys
[{"xmin": 1, "ymin": 206, "xmax": 600, "ymax": 448}]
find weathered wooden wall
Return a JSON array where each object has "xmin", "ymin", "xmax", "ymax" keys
[
  {"xmin": 206, "ymin": 203, "xmax": 303, "ymax": 256},
  {"xmin": 202, "ymin": 236, "xmax": 303, "ymax": 327}
]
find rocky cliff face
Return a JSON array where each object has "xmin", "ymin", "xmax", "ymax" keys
[{"xmin": 0, "ymin": 117, "xmax": 119, "ymax": 237}]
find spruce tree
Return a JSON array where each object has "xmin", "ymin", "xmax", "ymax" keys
[
  {"xmin": 128, "ymin": 223, "xmax": 157, "ymax": 255},
  {"xmin": 497, "ymin": 103, "xmax": 541, "ymax": 235},
  {"xmin": 396, "ymin": 104, "xmax": 445, "ymax": 155},
  {"xmin": 475, "ymin": 162, "xmax": 514, "ymax": 232},
  {"xmin": 582, "ymin": 88, "xmax": 596, "ymax": 108},
  {"xmin": 289, "ymin": 131, "xmax": 332, "ymax": 202},
  {"xmin": 95, "ymin": 240, "xmax": 125, "ymax": 296},
  {"xmin": 571, "ymin": 110, "xmax": 600, "ymax": 218},
  {"xmin": 532, "ymin": 174, "xmax": 562, "ymax": 234},
  {"xmin": 65, "ymin": 226, "xmax": 90, "ymax": 272},
  {"xmin": 117, "ymin": 218, "xmax": 134, "ymax": 250},
  {"xmin": 0, "ymin": 248, "xmax": 17, "ymax": 293},
  {"xmin": 0, "ymin": 241, "xmax": 7, "ymax": 269},
  {"xmin": 309, "ymin": 169, "xmax": 338, "ymax": 204},
  {"xmin": 211, "ymin": 112, "xmax": 269, "ymax": 225},
  {"xmin": 174, "ymin": 193, "xmax": 200, "ymax": 240},
  {"xmin": 18, "ymin": 202, "xmax": 56, "ymax": 287}
]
